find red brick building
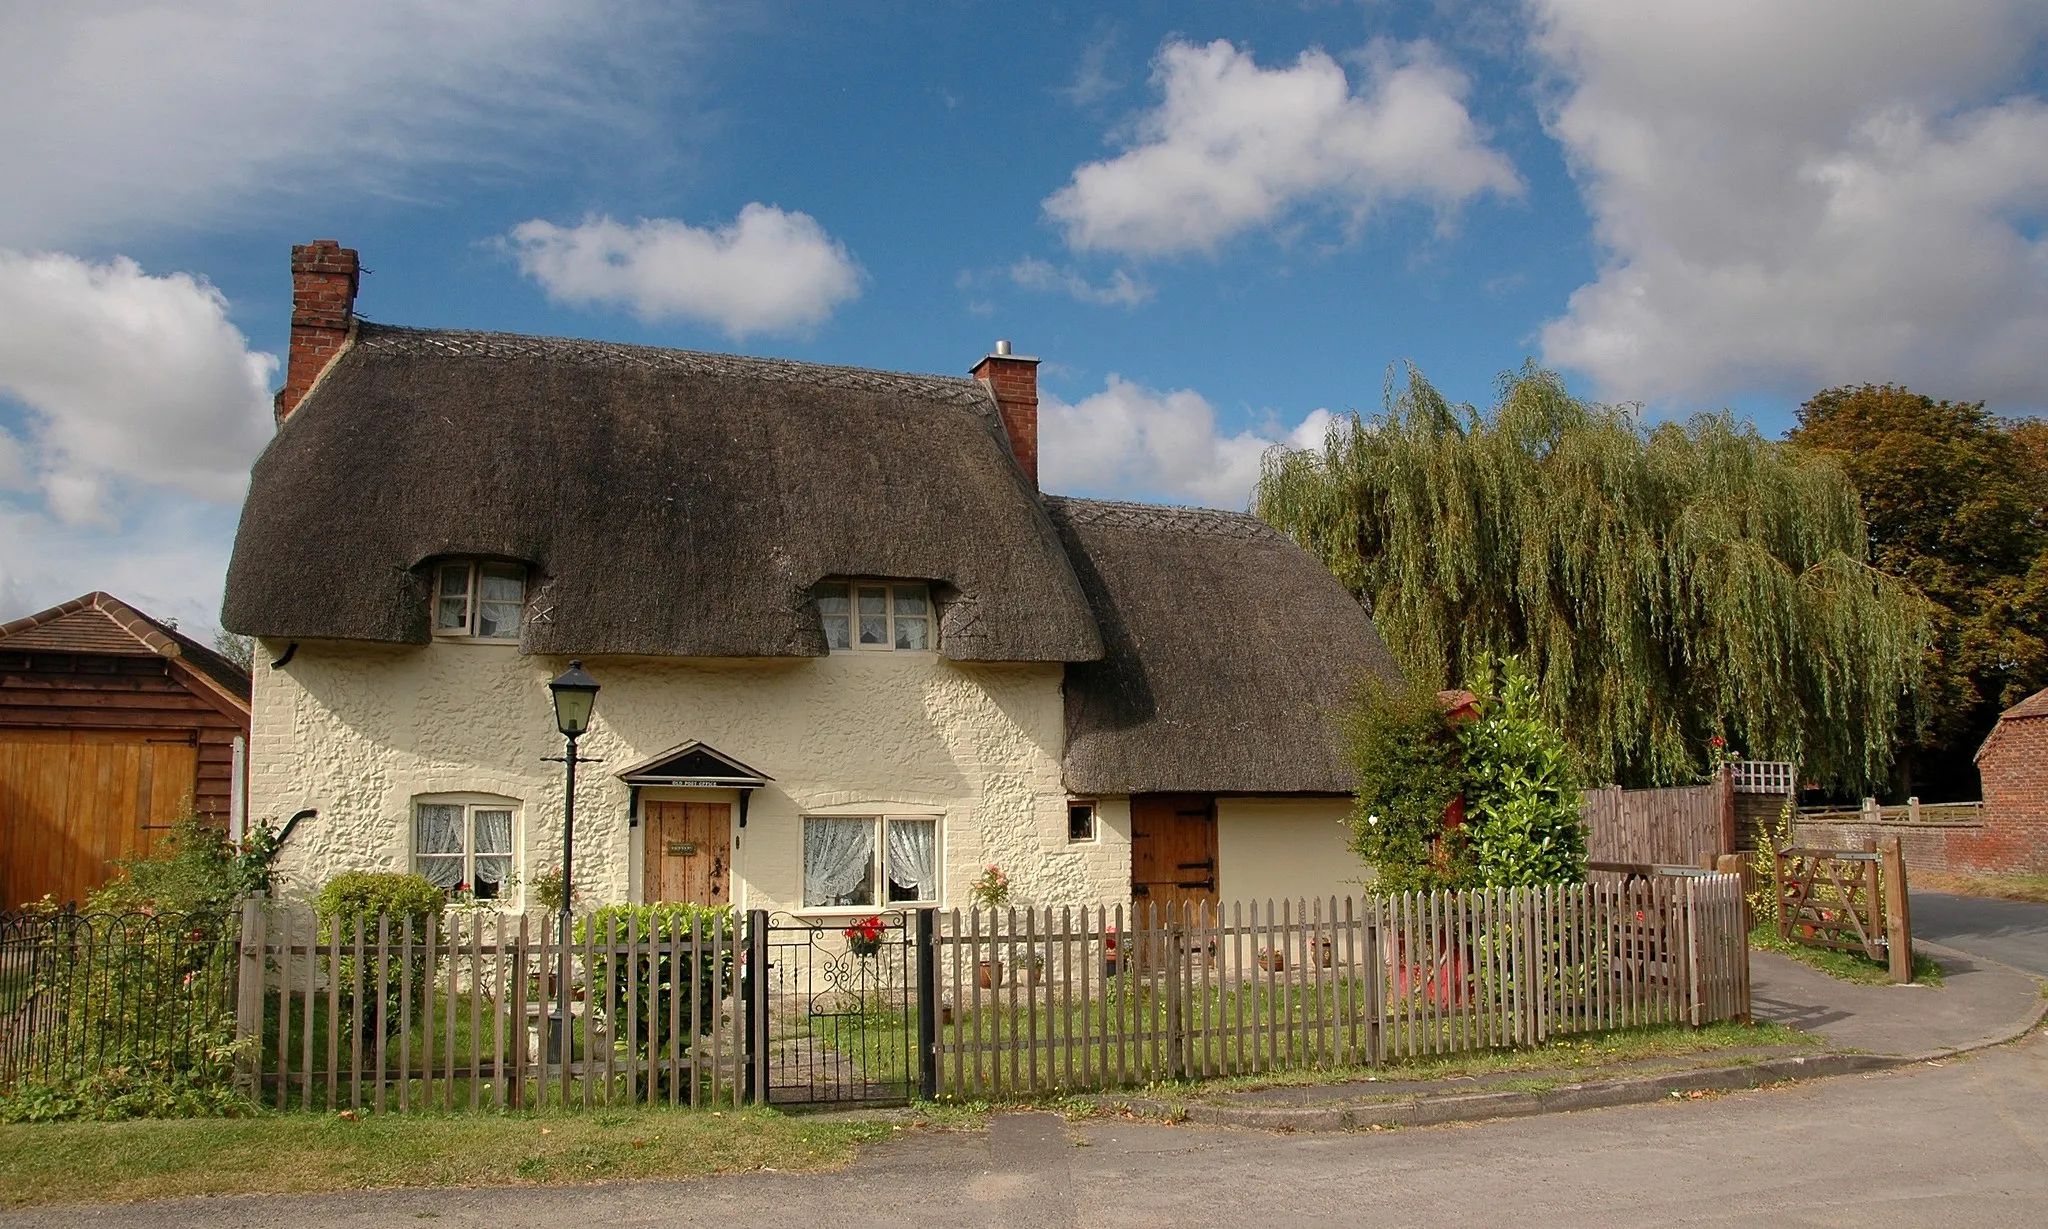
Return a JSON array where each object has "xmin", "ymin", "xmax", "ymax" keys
[{"xmin": 1972, "ymin": 687, "xmax": 2048, "ymax": 874}]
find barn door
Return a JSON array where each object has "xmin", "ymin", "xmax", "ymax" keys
[
  {"xmin": 642, "ymin": 801, "xmax": 731, "ymax": 905},
  {"xmin": 0, "ymin": 728, "xmax": 197, "ymax": 909},
  {"xmin": 1131, "ymin": 793, "xmax": 1217, "ymax": 914}
]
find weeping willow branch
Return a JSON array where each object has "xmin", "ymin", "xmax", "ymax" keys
[{"xmin": 1255, "ymin": 364, "xmax": 1929, "ymax": 793}]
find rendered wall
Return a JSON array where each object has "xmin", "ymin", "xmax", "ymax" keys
[
  {"xmin": 1215, "ymin": 796, "xmax": 1371, "ymax": 904},
  {"xmin": 248, "ymin": 640, "xmax": 1131, "ymax": 913}
]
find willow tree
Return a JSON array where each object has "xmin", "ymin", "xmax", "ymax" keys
[{"xmin": 1256, "ymin": 365, "xmax": 1928, "ymax": 793}]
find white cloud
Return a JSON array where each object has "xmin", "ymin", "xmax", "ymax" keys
[
  {"xmin": 0, "ymin": 250, "xmax": 275, "ymax": 528},
  {"xmin": 0, "ymin": 1, "xmax": 681, "ymax": 249},
  {"xmin": 1532, "ymin": 0, "xmax": 2048, "ymax": 407},
  {"xmin": 1044, "ymin": 38, "xmax": 1522, "ymax": 258},
  {"xmin": 505, "ymin": 209, "xmax": 865, "ymax": 339},
  {"xmin": 1008, "ymin": 257, "xmax": 1154, "ymax": 307},
  {"xmin": 1040, "ymin": 375, "xmax": 1334, "ymax": 508},
  {"xmin": 0, "ymin": 497, "xmax": 242, "ymax": 637}
]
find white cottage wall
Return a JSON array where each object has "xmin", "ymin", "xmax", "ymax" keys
[
  {"xmin": 248, "ymin": 640, "xmax": 1131, "ymax": 913},
  {"xmin": 1214, "ymin": 796, "xmax": 1372, "ymax": 903}
]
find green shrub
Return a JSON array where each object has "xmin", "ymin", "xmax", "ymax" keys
[
  {"xmin": 89, "ymin": 811, "xmax": 283, "ymax": 918},
  {"xmin": 312, "ymin": 872, "xmax": 445, "ymax": 932},
  {"xmin": 1458, "ymin": 656, "xmax": 1587, "ymax": 887},
  {"xmin": 1338, "ymin": 655, "xmax": 1585, "ymax": 890},
  {"xmin": 312, "ymin": 872, "xmax": 446, "ymax": 1040},
  {"xmin": 1339, "ymin": 676, "xmax": 1468, "ymax": 892},
  {"xmin": 574, "ymin": 903, "xmax": 734, "ymax": 1101}
]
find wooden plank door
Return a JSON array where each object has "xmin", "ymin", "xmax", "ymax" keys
[
  {"xmin": 0, "ymin": 728, "xmax": 197, "ymax": 909},
  {"xmin": 1131, "ymin": 793, "xmax": 1218, "ymax": 914},
  {"xmin": 642, "ymin": 801, "xmax": 731, "ymax": 905}
]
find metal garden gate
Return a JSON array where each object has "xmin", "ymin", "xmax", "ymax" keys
[{"xmin": 747, "ymin": 909, "xmax": 934, "ymax": 1105}]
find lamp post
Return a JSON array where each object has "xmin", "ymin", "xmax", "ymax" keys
[{"xmin": 546, "ymin": 659, "xmax": 599, "ymax": 1065}]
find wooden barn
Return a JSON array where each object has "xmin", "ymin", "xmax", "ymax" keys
[{"xmin": 0, "ymin": 592, "xmax": 251, "ymax": 909}]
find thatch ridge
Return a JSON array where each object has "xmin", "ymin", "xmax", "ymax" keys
[
  {"xmin": 1049, "ymin": 495, "xmax": 1401, "ymax": 794},
  {"xmin": 224, "ymin": 324, "xmax": 1102, "ymax": 662}
]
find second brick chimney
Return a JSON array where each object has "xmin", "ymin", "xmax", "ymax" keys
[
  {"xmin": 971, "ymin": 340, "xmax": 1040, "ymax": 489},
  {"xmin": 275, "ymin": 240, "xmax": 360, "ymax": 424}
]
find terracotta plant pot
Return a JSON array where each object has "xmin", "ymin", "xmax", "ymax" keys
[
  {"xmin": 1258, "ymin": 948, "xmax": 1286, "ymax": 973},
  {"xmin": 977, "ymin": 960, "xmax": 1004, "ymax": 989}
]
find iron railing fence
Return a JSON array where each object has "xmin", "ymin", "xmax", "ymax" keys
[{"xmin": 0, "ymin": 910, "xmax": 239, "ymax": 1091}]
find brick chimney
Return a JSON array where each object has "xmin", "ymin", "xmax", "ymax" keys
[
  {"xmin": 970, "ymin": 340, "xmax": 1039, "ymax": 489},
  {"xmin": 275, "ymin": 240, "xmax": 360, "ymax": 423}
]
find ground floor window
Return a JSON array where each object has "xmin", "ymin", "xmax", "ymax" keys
[
  {"xmin": 1068, "ymin": 800, "xmax": 1098, "ymax": 843},
  {"xmin": 414, "ymin": 797, "xmax": 516, "ymax": 898},
  {"xmin": 802, "ymin": 815, "xmax": 938, "ymax": 907}
]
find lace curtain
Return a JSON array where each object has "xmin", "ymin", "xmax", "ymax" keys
[
  {"xmin": 886, "ymin": 819, "xmax": 935, "ymax": 901},
  {"xmin": 473, "ymin": 808, "xmax": 514, "ymax": 897},
  {"xmin": 804, "ymin": 817, "xmax": 874, "ymax": 907},
  {"xmin": 414, "ymin": 804, "xmax": 465, "ymax": 889}
]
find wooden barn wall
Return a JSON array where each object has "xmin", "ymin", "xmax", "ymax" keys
[
  {"xmin": 1, "ymin": 651, "xmax": 247, "ymax": 907},
  {"xmin": 0, "ymin": 653, "xmax": 244, "ymax": 821}
]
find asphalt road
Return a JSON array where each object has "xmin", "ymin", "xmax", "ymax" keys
[
  {"xmin": 16, "ymin": 1033, "xmax": 2048, "ymax": 1229},
  {"xmin": 1910, "ymin": 890, "xmax": 2048, "ymax": 976}
]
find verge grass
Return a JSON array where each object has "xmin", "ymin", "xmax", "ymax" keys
[
  {"xmin": 1126, "ymin": 1018, "xmax": 1813, "ymax": 1101},
  {"xmin": 1751, "ymin": 925, "xmax": 1944, "ymax": 986},
  {"xmin": 0, "ymin": 1105, "xmax": 893, "ymax": 1210},
  {"xmin": 1911, "ymin": 871, "xmax": 2048, "ymax": 905}
]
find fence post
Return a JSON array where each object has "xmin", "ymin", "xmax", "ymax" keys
[
  {"xmin": 1880, "ymin": 836, "xmax": 1913, "ymax": 984},
  {"xmin": 1163, "ymin": 904, "xmax": 1185, "ymax": 1081},
  {"xmin": 916, "ymin": 907, "xmax": 938, "ymax": 1101},
  {"xmin": 745, "ymin": 909, "xmax": 768, "ymax": 1105},
  {"xmin": 1681, "ymin": 880, "xmax": 1704, "ymax": 1027},
  {"xmin": 234, "ymin": 895, "xmax": 266, "ymax": 1096}
]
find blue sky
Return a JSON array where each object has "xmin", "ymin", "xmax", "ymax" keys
[{"xmin": 2, "ymin": 1, "xmax": 2046, "ymax": 634}]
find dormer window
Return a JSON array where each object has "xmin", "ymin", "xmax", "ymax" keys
[
  {"xmin": 434, "ymin": 560, "xmax": 525, "ymax": 640},
  {"xmin": 816, "ymin": 581, "xmax": 931, "ymax": 651}
]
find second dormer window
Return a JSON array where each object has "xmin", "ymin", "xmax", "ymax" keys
[
  {"xmin": 816, "ymin": 581, "xmax": 931, "ymax": 651},
  {"xmin": 435, "ymin": 561, "xmax": 525, "ymax": 640}
]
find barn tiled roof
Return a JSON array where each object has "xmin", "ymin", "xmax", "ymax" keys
[
  {"xmin": 0, "ymin": 592, "xmax": 252, "ymax": 701},
  {"xmin": 2000, "ymin": 686, "xmax": 2048, "ymax": 722}
]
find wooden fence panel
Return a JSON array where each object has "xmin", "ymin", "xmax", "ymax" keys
[{"xmin": 928, "ymin": 876, "xmax": 1748, "ymax": 1100}]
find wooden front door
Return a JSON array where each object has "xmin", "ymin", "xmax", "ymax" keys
[
  {"xmin": 0, "ymin": 728, "xmax": 197, "ymax": 909},
  {"xmin": 642, "ymin": 801, "xmax": 731, "ymax": 905},
  {"xmin": 1130, "ymin": 793, "xmax": 1217, "ymax": 916}
]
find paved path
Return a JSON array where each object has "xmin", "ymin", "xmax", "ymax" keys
[
  {"xmin": 1749, "ymin": 943, "xmax": 2045, "ymax": 1055},
  {"xmin": 1910, "ymin": 891, "xmax": 2048, "ymax": 976},
  {"xmin": 16, "ymin": 1033, "xmax": 2048, "ymax": 1228}
]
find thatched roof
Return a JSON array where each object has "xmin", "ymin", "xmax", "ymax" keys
[
  {"xmin": 223, "ymin": 325, "xmax": 1102, "ymax": 662},
  {"xmin": 1049, "ymin": 497, "xmax": 1401, "ymax": 795}
]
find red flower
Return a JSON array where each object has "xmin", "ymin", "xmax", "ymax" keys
[{"xmin": 1710, "ymin": 736, "xmax": 1725, "ymax": 748}]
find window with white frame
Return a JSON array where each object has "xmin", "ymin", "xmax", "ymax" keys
[
  {"xmin": 1068, "ymin": 800, "xmax": 1098, "ymax": 843},
  {"xmin": 815, "ymin": 581, "xmax": 932, "ymax": 651},
  {"xmin": 434, "ymin": 560, "xmax": 526, "ymax": 640},
  {"xmin": 802, "ymin": 815, "xmax": 938, "ymax": 907},
  {"xmin": 414, "ymin": 797, "xmax": 516, "ymax": 898}
]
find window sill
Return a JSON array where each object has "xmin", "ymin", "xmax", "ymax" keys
[
  {"xmin": 431, "ymin": 635, "xmax": 521, "ymax": 646},
  {"xmin": 793, "ymin": 904, "xmax": 939, "ymax": 919}
]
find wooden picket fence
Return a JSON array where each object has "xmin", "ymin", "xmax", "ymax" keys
[
  {"xmin": 237, "ymin": 903, "xmax": 748, "ymax": 1112},
  {"xmin": 931, "ymin": 874, "xmax": 1749, "ymax": 1098}
]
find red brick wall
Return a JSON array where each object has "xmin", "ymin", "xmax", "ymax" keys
[
  {"xmin": 970, "ymin": 352, "xmax": 1039, "ymax": 488},
  {"xmin": 1973, "ymin": 716, "xmax": 2048, "ymax": 873},
  {"xmin": 275, "ymin": 240, "xmax": 359, "ymax": 423}
]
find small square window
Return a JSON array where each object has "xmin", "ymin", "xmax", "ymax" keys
[
  {"xmin": 432, "ymin": 560, "xmax": 525, "ymax": 640},
  {"xmin": 817, "ymin": 580, "xmax": 936, "ymax": 653},
  {"xmin": 1068, "ymin": 801, "xmax": 1097, "ymax": 843}
]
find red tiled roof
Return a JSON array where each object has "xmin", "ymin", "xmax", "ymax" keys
[
  {"xmin": 2001, "ymin": 686, "xmax": 2048, "ymax": 722},
  {"xmin": 0, "ymin": 592, "xmax": 251, "ymax": 700}
]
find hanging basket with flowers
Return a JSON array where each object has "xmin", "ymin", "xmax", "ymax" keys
[{"xmin": 843, "ymin": 915, "xmax": 886, "ymax": 958}]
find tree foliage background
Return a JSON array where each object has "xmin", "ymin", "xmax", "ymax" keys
[
  {"xmin": 1257, "ymin": 365, "xmax": 1928, "ymax": 794},
  {"xmin": 1787, "ymin": 386, "xmax": 2048, "ymax": 799}
]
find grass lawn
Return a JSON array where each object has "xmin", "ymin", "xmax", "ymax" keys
[
  {"xmin": 1911, "ymin": 871, "xmax": 2048, "ymax": 905},
  {"xmin": 0, "ymin": 1105, "xmax": 895, "ymax": 1210},
  {"xmin": 1751, "ymin": 925, "xmax": 1944, "ymax": 986},
  {"xmin": 1125, "ymin": 1018, "xmax": 1815, "ymax": 1101}
]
